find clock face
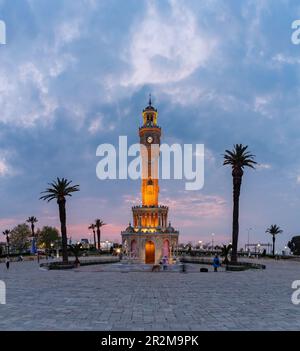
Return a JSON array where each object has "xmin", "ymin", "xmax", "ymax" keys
[{"xmin": 147, "ymin": 136, "xmax": 153, "ymax": 144}]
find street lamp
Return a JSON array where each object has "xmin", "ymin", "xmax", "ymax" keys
[
  {"xmin": 247, "ymin": 228, "xmax": 252, "ymax": 251},
  {"xmin": 211, "ymin": 233, "xmax": 215, "ymax": 252},
  {"xmin": 50, "ymin": 242, "xmax": 54, "ymax": 257},
  {"xmin": 198, "ymin": 240, "xmax": 203, "ymax": 249},
  {"xmin": 257, "ymin": 243, "xmax": 261, "ymax": 256}
]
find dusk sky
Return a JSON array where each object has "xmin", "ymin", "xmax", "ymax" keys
[{"xmin": 1, "ymin": 0, "xmax": 300, "ymax": 250}]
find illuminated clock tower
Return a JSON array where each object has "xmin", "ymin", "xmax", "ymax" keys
[
  {"xmin": 121, "ymin": 96, "xmax": 179, "ymax": 264},
  {"xmin": 140, "ymin": 95, "xmax": 160, "ymax": 208}
]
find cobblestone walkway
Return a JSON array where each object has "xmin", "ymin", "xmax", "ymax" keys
[{"xmin": 0, "ymin": 258, "xmax": 300, "ymax": 330}]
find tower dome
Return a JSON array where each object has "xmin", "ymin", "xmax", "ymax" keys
[
  {"xmin": 125, "ymin": 222, "xmax": 134, "ymax": 233},
  {"xmin": 166, "ymin": 222, "xmax": 175, "ymax": 233}
]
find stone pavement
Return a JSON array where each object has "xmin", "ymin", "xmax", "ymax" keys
[{"xmin": 0, "ymin": 258, "xmax": 300, "ymax": 330}]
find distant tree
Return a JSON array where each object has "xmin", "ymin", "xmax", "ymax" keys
[
  {"xmin": 288, "ymin": 236, "xmax": 300, "ymax": 256},
  {"xmin": 88, "ymin": 223, "xmax": 96, "ymax": 248},
  {"xmin": 40, "ymin": 177, "xmax": 80, "ymax": 263},
  {"xmin": 37, "ymin": 226, "xmax": 60, "ymax": 250},
  {"xmin": 10, "ymin": 224, "xmax": 31, "ymax": 252},
  {"xmin": 95, "ymin": 219, "xmax": 106, "ymax": 250},
  {"xmin": 2, "ymin": 229, "xmax": 10, "ymax": 252},
  {"xmin": 266, "ymin": 224, "xmax": 283, "ymax": 256},
  {"xmin": 26, "ymin": 216, "xmax": 38, "ymax": 237},
  {"xmin": 223, "ymin": 144, "xmax": 257, "ymax": 262}
]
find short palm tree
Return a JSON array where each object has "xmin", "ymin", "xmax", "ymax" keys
[
  {"xmin": 40, "ymin": 178, "xmax": 80, "ymax": 263},
  {"xmin": 27, "ymin": 216, "xmax": 38, "ymax": 237},
  {"xmin": 2, "ymin": 229, "xmax": 10, "ymax": 255},
  {"xmin": 95, "ymin": 219, "xmax": 106, "ymax": 250},
  {"xmin": 223, "ymin": 144, "xmax": 257, "ymax": 262},
  {"xmin": 221, "ymin": 244, "xmax": 232, "ymax": 265},
  {"xmin": 88, "ymin": 223, "xmax": 96, "ymax": 248},
  {"xmin": 266, "ymin": 224, "xmax": 283, "ymax": 256},
  {"xmin": 68, "ymin": 243, "xmax": 82, "ymax": 267}
]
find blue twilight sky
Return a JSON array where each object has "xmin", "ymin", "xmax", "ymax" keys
[{"xmin": 0, "ymin": 0, "xmax": 300, "ymax": 250}]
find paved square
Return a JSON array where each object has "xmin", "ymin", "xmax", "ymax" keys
[{"xmin": 0, "ymin": 258, "xmax": 300, "ymax": 330}]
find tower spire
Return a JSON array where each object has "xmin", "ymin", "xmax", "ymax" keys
[{"xmin": 149, "ymin": 93, "xmax": 152, "ymax": 106}]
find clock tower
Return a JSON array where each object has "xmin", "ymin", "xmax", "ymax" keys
[
  {"xmin": 139, "ymin": 95, "xmax": 161, "ymax": 207},
  {"xmin": 121, "ymin": 97, "xmax": 179, "ymax": 264}
]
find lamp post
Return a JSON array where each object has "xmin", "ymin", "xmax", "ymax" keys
[
  {"xmin": 247, "ymin": 228, "xmax": 252, "ymax": 251},
  {"xmin": 50, "ymin": 242, "xmax": 54, "ymax": 257},
  {"xmin": 198, "ymin": 240, "xmax": 203, "ymax": 249},
  {"xmin": 211, "ymin": 233, "xmax": 215, "ymax": 252},
  {"xmin": 257, "ymin": 243, "xmax": 261, "ymax": 258}
]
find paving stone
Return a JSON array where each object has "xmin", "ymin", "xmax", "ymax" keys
[{"xmin": 0, "ymin": 259, "xmax": 300, "ymax": 330}]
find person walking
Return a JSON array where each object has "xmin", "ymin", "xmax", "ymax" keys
[
  {"xmin": 162, "ymin": 256, "xmax": 168, "ymax": 271},
  {"xmin": 213, "ymin": 254, "xmax": 221, "ymax": 272},
  {"xmin": 5, "ymin": 256, "xmax": 10, "ymax": 270}
]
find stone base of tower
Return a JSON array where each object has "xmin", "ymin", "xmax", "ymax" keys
[{"xmin": 121, "ymin": 228, "xmax": 179, "ymax": 265}]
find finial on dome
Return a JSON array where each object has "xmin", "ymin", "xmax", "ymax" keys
[{"xmin": 149, "ymin": 93, "xmax": 152, "ymax": 106}]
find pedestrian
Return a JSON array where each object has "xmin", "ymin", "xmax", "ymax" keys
[
  {"xmin": 162, "ymin": 256, "xmax": 168, "ymax": 271},
  {"xmin": 5, "ymin": 256, "xmax": 10, "ymax": 270},
  {"xmin": 213, "ymin": 254, "xmax": 221, "ymax": 272}
]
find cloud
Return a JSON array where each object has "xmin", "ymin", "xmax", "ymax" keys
[
  {"xmin": 272, "ymin": 53, "xmax": 300, "ymax": 66},
  {"xmin": 88, "ymin": 116, "xmax": 104, "ymax": 135},
  {"xmin": 121, "ymin": 0, "xmax": 216, "ymax": 86},
  {"xmin": 253, "ymin": 94, "xmax": 277, "ymax": 119},
  {"xmin": 257, "ymin": 163, "xmax": 272, "ymax": 170},
  {"xmin": 163, "ymin": 192, "xmax": 228, "ymax": 218},
  {"xmin": 0, "ymin": 159, "xmax": 9, "ymax": 176},
  {"xmin": 123, "ymin": 192, "xmax": 227, "ymax": 219}
]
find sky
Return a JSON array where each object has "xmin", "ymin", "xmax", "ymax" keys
[{"xmin": 0, "ymin": 0, "xmax": 300, "ymax": 251}]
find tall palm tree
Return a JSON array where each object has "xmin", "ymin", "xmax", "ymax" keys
[
  {"xmin": 88, "ymin": 224, "xmax": 96, "ymax": 248},
  {"xmin": 40, "ymin": 178, "xmax": 80, "ymax": 263},
  {"xmin": 2, "ymin": 229, "xmax": 10, "ymax": 255},
  {"xmin": 95, "ymin": 219, "xmax": 106, "ymax": 250},
  {"xmin": 266, "ymin": 224, "xmax": 283, "ymax": 256},
  {"xmin": 27, "ymin": 216, "xmax": 38, "ymax": 237},
  {"xmin": 223, "ymin": 144, "xmax": 257, "ymax": 262}
]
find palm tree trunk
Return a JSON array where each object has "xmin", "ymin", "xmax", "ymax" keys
[
  {"xmin": 58, "ymin": 199, "xmax": 68, "ymax": 263},
  {"xmin": 97, "ymin": 228, "xmax": 100, "ymax": 250},
  {"xmin": 6, "ymin": 236, "xmax": 9, "ymax": 256},
  {"xmin": 93, "ymin": 230, "xmax": 96, "ymax": 248},
  {"xmin": 231, "ymin": 175, "xmax": 242, "ymax": 262},
  {"xmin": 31, "ymin": 224, "xmax": 35, "ymax": 237},
  {"xmin": 272, "ymin": 235, "xmax": 275, "ymax": 256}
]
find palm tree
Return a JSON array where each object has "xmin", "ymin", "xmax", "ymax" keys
[
  {"xmin": 40, "ymin": 178, "xmax": 80, "ymax": 263},
  {"xmin": 266, "ymin": 224, "xmax": 283, "ymax": 256},
  {"xmin": 2, "ymin": 229, "xmax": 10, "ymax": 255},
  {"xmin": 88, "ymin": 223, "xmax": 96, "ymax": 248},
  {"xmin": 223, "ymin": 144, "xmax": 257, "ymax": 262},
  {"xmin": 68, "ymin": 243, "xmax": 82, "ymax": 267},
  {"xmin": 27, "ymin": 216, "xmax": 38, "ymax": 237},
  {"xmin": 95, "ymin": 219, "xmax": 106, "ymax": 250},
  {"xmin": 221, "ymin": 244, "xmax": 232, "ymax": 265}
]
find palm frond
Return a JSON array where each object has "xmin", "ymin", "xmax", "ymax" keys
[{"xmin": 40, "ymin": 178, "xmax": 80, "ymax": 202}]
